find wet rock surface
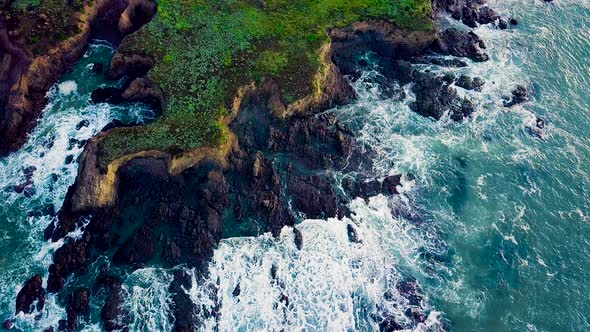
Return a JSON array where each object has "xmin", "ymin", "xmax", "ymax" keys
[
  {"xmin": 65, "ymin": 288, "xmax": 90, "ymax": 331},
  {"xmin": 504, "ymin": 84, "xmax": 528, "ymax": 107},
  {"xmin": 0, "ymin": 0, "xmax": 157, "ymax": 158},
  {"xmin": 435, "ymin": 28, "xmax": 489, "ymax": 62},
  {"xmin": 14, "ymin": 0, "xmax": 508, "ymax": 328},
  {"xmin": 433, "ymin": 0, "xmax": 502, "ymax": 28},
  {"xmin": 95, "ymin": 275, "xmax": 126, "ymax": 331},
  {"xmin": 411, "ymin": 72, "xmax": 475, "ymax": 120},
  {"xmin": 15, "ymin": 274, "xmax": 46, "ymax": 315}
]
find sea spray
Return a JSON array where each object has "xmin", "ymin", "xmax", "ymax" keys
[
  {"xmin": 0, "ymin": 43, "xmax": 154, "ymax": 327},
  {"xmin": 189, "ymin": 193, "xmax": 444, "ymax": 331}
]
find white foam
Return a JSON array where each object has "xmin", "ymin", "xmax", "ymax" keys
[
  {"xmin": 57, "ymin": 80, "xmax": 77, "ymax": 95},
  {"xmin": 189, "ymin": 196, "xmax": 443, "ymax": 331},
  {"xmin": 121, "ymin": 268, "xmax": 174, "ymax": 331}
]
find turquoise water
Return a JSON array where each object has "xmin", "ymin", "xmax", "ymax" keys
[
  {"xmin": 333, "ymin": 1, "xmax": 590, "ymax": 330},
  {"xmin": 1, "ymin": 0, "xmax": 590, "ymax": 330},
  {"xmin": 0, "ymin": 43, "xmax": 154, "ymax": 330}
]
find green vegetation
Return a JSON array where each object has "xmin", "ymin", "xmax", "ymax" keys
[
  {"xmin": 97, "ymin": 0, "xmax": 433, "ymax": 168},
  {"xmin": 6, "ymin": 0, "xmax": 84, "ymax": 55}
]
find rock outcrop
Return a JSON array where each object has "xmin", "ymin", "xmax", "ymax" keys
[
  {"xmin": 15, "ymin": 0, "xmax": 509, "ymax": 328},
  {"xmin": 15, "ymin": 274, "xmax": 46, "ymax": 315},
  {"xmin": 0, "ymin": 0, "xmax": 156, "ymax": 157}
]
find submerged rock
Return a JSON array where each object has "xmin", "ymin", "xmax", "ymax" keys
[
  {"xmin": 91, "ymin": 63, "xmax": 104, "ymax": 75},
  {"xmin": 96, "ymin": 275, "xmax": 126, "ymax": 332},
  {"xmin": 170, "ymin": 270, "xmax": 196, "ymax": 332},
  {"xmin": 455, "ymin": 75, "xmax": 485, "ymax": 91},
  {"xmin": 504, "ymin": 85, "xmax": 528, "ymax": 107},
  {"xmin": 65, "ymin": 288, "xmax": 90, "ymax": 331}
]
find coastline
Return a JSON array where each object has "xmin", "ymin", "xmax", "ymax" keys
[{"xmin": 1, "ymin": 0, "xmax": 536, "ymax": 330}]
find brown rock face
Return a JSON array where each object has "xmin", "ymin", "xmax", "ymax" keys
[
  {"xmin": 15, "ymin": 274, "xmax": 46, "ymax": 314},
  {"xmin": 0, "ymin": 0, "xmax": 157, "ymax": 158}
]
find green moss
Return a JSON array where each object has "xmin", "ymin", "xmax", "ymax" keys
[
  {"xmin": 98, "ymin": 0, "xmax": 433, "ymax": 168},
  {"xmin": 7, "ymin": 0, "xmax": 83, "ymax": 55}
]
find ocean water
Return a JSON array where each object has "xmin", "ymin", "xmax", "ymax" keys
[
  {"xmin": 0, "ymin": 43, "xmax": 155, "ymax": 330},
  {"xmin": 1, "ymin": 0, "xmax": 590, "ymax": 330}
]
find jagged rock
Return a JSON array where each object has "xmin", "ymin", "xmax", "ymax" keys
[
  {"xmin": 0, "ymin": 0, "xmax": 157, "ymax": 158},
  {"xmin": 342, "ymin": 175, "xmax": 402, "ymax": 200},
  {"xmin": 65, "ymin": 288, "xmax": 90, "ymax": 331},
  {"xmin": 456, "ymin": 75, "xmax": 485, "ymax": 90},
  {"xmin": 15, "ymin": 275, "xmax": 46, "ymax": 314},
  {"xmin": 96, "ymin": 275, "xmax": 125, "ymax": 332},
  {"xmin": 435, "ymin": 28, "xmax": 489, "ymax": 62},
  {"xmin": 76, "ymin": 119, "xmax": 90, "ymax": 130},
  {"xmin": 170, "ymin": 270, "xmax": 196, "ymax": 332},
  {"xmin": 347, "ymin": 224, "xmax": 361, "ymax": 243},
  {"xmin": 91, "ymin": 63, "xmax": 104, "ymax": 75},
  {"xmin": 293, "ymin": 227, "xmax": 303, "ymax": 250},
  {"xmin": 504, "ymin": 85, "xmax": 528, "ymax": 107},
  {"xmin": 410, "ymin": 71, "xmax": 475, "ymax": 120},
  {"xmin": 288, "ymin": 175, "xmax": 339, "ymax": 219},
  {"xmin": 47, "ymin": 238, "xmax": 90, "ymax": 293}
]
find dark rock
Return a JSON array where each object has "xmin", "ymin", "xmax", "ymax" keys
[
  {"xmin": 23, "ymin": 166, "xmax": 36, "ymax": 178},
  {"xmin": 510, "ymin": 18, "xmax": 518, "ymax": 25},
  {"xmin": 498, "ymin": 18, "xmax": 509, "ymax": 30},
  {"xmin": 91, "ymin": 63, "xmax": 103, "ymax": 75},
  {"xmin": 113, "ymin": 225, "xmax": 154, "ymax": 265},
  {"xmin": 456, "ymin": 75, "xmax": 485, "ymax": 91},
  {"xmin": 91, "ymin": 87, "xmax": 123, "ymax": 104},
  {"xmin": 66, "ymin": 288, "xmax": 90, "ymax": 331},
  {"xmin": 106, "ymin": 53, "xmax": 154, "ymax": 80},
  {"xmin": 58, "ymin": 320, "xmax": 67, "ymax": 331},
  {"xmin": 47, "ymin": 238, "xmax": 90, "ymax": 293},
  {"xmin": 3, "ymin": 319, "xmax": 12, "ymax": 330},
  {"xmin": 343, "ymin": 175, "xmax": 402, "ymax": 200},
  {"xmin": 170, "ymin": 270, "xmax": 195, "ymax": 332},
  {"xmin": 288, "ymin": 175, "xmax": 338, "ymax": 219},
  {"xmin": 15, "ymin": 274, "xmax": 46, "ymax": 314},
  {"xmin": 96, "ymin": 276, "xmax": 125, "ymax": 332},
  {"xmin": 75, "ymin": 119, "xmax": 90, "ymax": 130},
  {"xmin": 382, "ymin": 175, "xmax": 402, "ymax": 195},
  {"xmin": 65, "ymin": 155, "xmax": 74, "ymax": 165},
  {"xmin": 536, "ymin": 117, "xmax": 545, "ymax": 130},
  {"xmin": 293, "ymin": 227, "xmax": 303, "ymax": 250},
  {"xmin": 380, "ymin": 317, "xmax": 403, "ymax": 331},
  {"xmin": 420, "ymin": 57, "xmax": 468, "ymax": 68},
  {"xmin": 232, "ymin": 283, "xmax": 241, "ymax": 297},
  {"xmin": 435, "ymin": 28, "xmax": 489, "ymax": 62},
  {"xmin": 347, "ymin": 224, "xmax": 361, "ymax": 243},
  {"xmin": 410, "ymin": 71, "xmax": 475, "ymax": 120},
  {"xmin": 397, "ymin": 278, "xmax": 423, "ymax": 306},
  {"xmin": 442, "ymin": 73, "xmax": 456, "ymax": 84},
  {"xmin": 504, "ymin": 85, "xmax": 528, "ymax": 107},
  {"xmin": 528, "ymin": 117, "xmax": 546, "ymax": 137},
  {"xmin": 27, "ymin": 204, "xmax": 56, "ymax": 218}
]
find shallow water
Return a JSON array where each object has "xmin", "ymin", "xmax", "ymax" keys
[
  {"xmin": 1, "ymin": 0, "xmax": 590, "ymax": 330},
  {"xmin": 0, "ymin": 43, "xmax": 154, "ymax": 330}
]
